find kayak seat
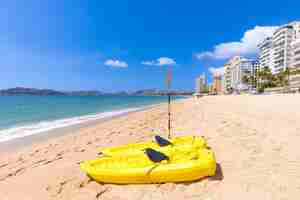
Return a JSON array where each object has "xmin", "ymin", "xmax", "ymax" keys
[
  {"xmin": 144, "ymin": 148, "xmax": 170, "ymax": 163},
  {"xmin": 154, "ymin": 135, "xmax": 173, "ymax": 147}
]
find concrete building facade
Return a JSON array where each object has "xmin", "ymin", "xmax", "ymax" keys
[
  {"xmin": 258, "ymin": 21, "xmax": 300, "ymax": 74},
  {"xmin": 224, "ymin": 56, "xmax": 255, "ymax": 92},
  {"xmin": 195, "ymin": 73, "xmax": 207, "ymax": 94},
  {"xmin": 212, "ymin": 75, "xmax": 222, "ymax": 94},
  {"xmin": 272, "ymin": 25, "xmax": 294, "ymax": 73},
  {"xmin": 258, "ymin": 37, "xmax": 273, "ymax": 69},
  {"xmin": 292, "ymin": 38, "xmax": 300, "ymax": 68}
]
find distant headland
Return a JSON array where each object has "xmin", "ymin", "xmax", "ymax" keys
[{"xmin": 0, "ymin": 87, "xmax": 193, "ymax": 96}]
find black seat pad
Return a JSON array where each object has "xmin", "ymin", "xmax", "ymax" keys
[
  {"xmin": 154, "ymin": 135, "xmax": 173, "ymax": 147},
  {"xmin": 144, "ymin": 148, "xmax": 169, "ymax": 163}
]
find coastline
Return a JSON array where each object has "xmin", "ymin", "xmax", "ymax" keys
[
  {"xmin": 1, "ymin": 95, "xmax": 300, "ymax": 199},
  {"xmin": 0, "ymin": 102, "xmax": 168, "ymax": 153}
]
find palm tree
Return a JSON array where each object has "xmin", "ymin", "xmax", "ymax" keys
[
  {"xmin": 242, "ymin": 75, "xmax": 249, "ymax": 85},
  {"xmin": 249, "ymin": 75, "xmax": 256, "ymax": 89},
  {"xmin": 274, "ymin": 71, "xmax": 286, "ymax": 87},
  {"xmin": 257, "ymin": 66, "xmax": 272, "ymax": 88},
  {"xmin": 284, "ymin": 67, "xmax": 290, "ymax": 86}
]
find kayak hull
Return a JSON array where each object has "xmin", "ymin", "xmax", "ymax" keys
[{"xmin": 80, "ymin": 148, "xmax": 216, "ymax": 184}]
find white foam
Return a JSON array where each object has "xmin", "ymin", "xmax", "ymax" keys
[{"xmin": 0, "ymin": 107, "xmax": 143, "ymax": 143}]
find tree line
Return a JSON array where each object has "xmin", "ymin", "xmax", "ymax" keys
[{"xmin": 242, "ymin": 67, "xmax": 300, "ymax": 93}]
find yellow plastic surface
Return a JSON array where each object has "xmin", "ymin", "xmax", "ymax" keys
[
  {"xmin": 99, "ymin": 135, "xmax": 207, "ymax": 156},
  {"xmin": 80, "ymin": 148, "xmax": 216, "ymax": 184}
]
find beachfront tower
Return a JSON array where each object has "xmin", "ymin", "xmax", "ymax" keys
[
  {"xmin": 258, "ymin": 37, "xmax": 273, "ymax": 70},
  {"xmin": 224, "ymin": 56, "xmax": 255, "ymax": 92},
  {"xmin": 212, "ymin": 74, "xmax": 222, "ymax": 94},
  {"xmin": 257, "ymin": 21, "xmax": 300, "ymax": 74},
  {"xmin": 195, "ymin": 74, "xmax": 207, "ymax": 94}
]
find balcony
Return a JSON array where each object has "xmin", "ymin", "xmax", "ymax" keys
[
  {"xmin": 289, "ymin": 74, "xmax": 300, "ymax": 86},
  {"xmin": 293, "ymin": 58, "xmax": 300, "ymax": 67},
  {"xmin": 292, "ymin": 39, "xmax": 300, "ymax": 52}
]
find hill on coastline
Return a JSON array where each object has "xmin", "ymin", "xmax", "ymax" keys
[
  {"xmin": 0, "ymin": 87, "xmax": 103, "ymax": 96},
  {"xmin": 0, "ymin": 87, "xmax": 65, "ymax": 96},
  {"xmin": 0, "ymin": 87, "xmax": 193, "ymax": 96}
]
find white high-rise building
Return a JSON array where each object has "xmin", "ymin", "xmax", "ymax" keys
[
  {"xmin": 292, "ymin": 38, "xmax": 300, "ymax": 68},
  {"xmin": 258, "ymin": 21, "xmax": 300, "ymax": 74},
  {"xmin": 195, "ymin": 74, "xmax": 207, "ymax": 94},
  {"xmin": 224, "ymin": 56, "xmax": 255, "ymax": 91},
  {"xmin": 291, "ymin": 23, "xmax": 300, "ymax": 69},
  {"xmin": 258, "ymin": 37, "xmax": 273, "ymax": 69},
  {"xmin": 272, "ymin": 25, "xmax": 294, "ymax": 73},
  {"xmin": 221, "ymin": 74, "xmax": 226, "ymax": 93}
]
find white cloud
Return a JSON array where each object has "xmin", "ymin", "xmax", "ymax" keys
[
  {"xmin": 209, "ymin": 67, "xmax": 225, "ymax": 76},
  {"xmin": 195, "ymin": 26, "xmax": 278, "ymax": 60},
  {"xmin": 141, "ymin": 57, "xmax": 176, "ymax": 66},
  {"xmin": 104, "ymin": 59, "xmax": 128, "ymax": 68}
]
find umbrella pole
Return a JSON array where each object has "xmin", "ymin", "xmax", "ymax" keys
[
  {"xmin": 166, "ymin": 66, "xmax": 172, "ymax": 139},
  {"xmin": 168, "ymin": 93, "xmax": 171, "ymax": 139}
]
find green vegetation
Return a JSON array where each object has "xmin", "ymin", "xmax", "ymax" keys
[
  {"xmin": 202, "ymin": 85, "xmax": 210, "ymax": 94},
  {"xmin": 255, "ymin": 67, "xmax": 300, "ymax": 92},
  {"xmin": 242, "ymin": 74, "xmax": 257, "ymax": 89},
  {"xmin": 241, "ymin": 67, "xmax": 300, "ymax": 93}
]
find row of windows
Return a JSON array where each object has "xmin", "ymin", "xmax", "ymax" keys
[{"xmin": 294, "ymin": 50, "xmax": 300, "ymax": 55}]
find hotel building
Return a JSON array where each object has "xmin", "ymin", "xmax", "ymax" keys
[
  {"xmin": 224, "ymin": 56, "xmax": 256, "ymax": 92},
  {"xmin": 195, "ymin": 73, "xmax": 207, "ymax": 94},
  {"xmin": 212, "ymin": 74, "xmax": 222, "ymax": 94},
  {"xmin": 291, "ymin": 23, "xmax": 300, "ymax": 69},
  {"xmin": 258, "ymin": 37, "xmax": 273, "ymax": 69},
  {"xmin": 258, "ymin": 21, "xmax": 300, "ymax": 74}
]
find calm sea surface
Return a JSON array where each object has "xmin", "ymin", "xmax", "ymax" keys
[{"xmin": 0, "ymin": 95, "xmax": 179, "ymax": 142}]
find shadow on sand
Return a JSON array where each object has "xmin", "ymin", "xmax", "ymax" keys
[{"xmin": 209, "ymin": 163, "xmax": 224, "ymax": 181}]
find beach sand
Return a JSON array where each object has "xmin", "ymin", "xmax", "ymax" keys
[{"xmin": 1, "ymin": 94, "xmax": 300, "ymax": 200}]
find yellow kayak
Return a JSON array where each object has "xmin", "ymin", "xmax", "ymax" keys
[
  {"xmin": 80, "ymin": 148, "xmax": 216, "ymax": 184},
  {"xmin": 99, "ymin": 135, "xmax": 207, "ymax": 156}
]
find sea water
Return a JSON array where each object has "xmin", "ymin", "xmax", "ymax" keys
[{"xmin": 0, "ymin": 95, "xmax": 176, "ymax": 143}]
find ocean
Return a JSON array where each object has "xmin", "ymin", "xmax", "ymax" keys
[{"xmin": 0, "ymin": 95, "xmax": 176, "ymax": 143}]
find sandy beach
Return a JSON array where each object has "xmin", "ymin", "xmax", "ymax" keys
[{"xmin": 1, "ymin": 94, "xmax": 300, "ymax": 200}]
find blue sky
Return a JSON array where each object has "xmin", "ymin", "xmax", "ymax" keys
[{"xmin": 1, "ymin": 1, "xmax": 300, "ymax": 92}]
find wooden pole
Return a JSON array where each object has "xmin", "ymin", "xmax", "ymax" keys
[
  {"xmin": 168, "ymin": 94, "xmax": 171, "ymax": 139},
  {"xmin": 166, "ymin": 66, "xmax": 172, "ymax": 139}
]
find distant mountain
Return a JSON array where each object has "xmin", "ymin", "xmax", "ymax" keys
[
  {"xmin": 110, "ymin": 91, "xmax": 129, "ymax": 96},
  {"xmin": 132, "ymin": 89, "xmax": 158, "ymax": 95},
  {"xmin": 131, "ymin": 89, "xmax": 193, "ymax": 96},
  {"xmin": 0, "ymin": 87, "xmax": 65, "ymax": 96},
  {"xmin": 67, "ymin": 91, "xmax": 104, "ymax": 96},
  {"xmin": 0, "ymin": 87, "xmax": 193, "ymax": 96},
  {"xmin": 0, "ymin": 87, "xmax": 108, "ymax": 96}
]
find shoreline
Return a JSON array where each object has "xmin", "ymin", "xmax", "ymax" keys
[
  {"xmin": 1, "ymin": 95, "xmax": 300, "ymax": 199},
  {"xmin": 0, "ymin": 102, "xmax": 167, "ymax": 153}
]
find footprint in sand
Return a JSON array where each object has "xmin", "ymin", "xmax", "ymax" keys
[
  {"xmin": 0, "ymin": 167, "xmax": 26, "ymax": 181},
  {"xmin": 46, "ymin": 180, "xmax": 68, "ymax": 197},
  {"xmin": 0, "ymin": 163, "xmax": 8, "ymax": 169}
]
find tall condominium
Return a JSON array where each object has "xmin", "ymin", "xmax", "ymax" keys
[
  {"xmin": 221, "ymin": 74, "xmax": 226, "ymax": 93},
  {"xmin": 292, "ymin": 37, "xmax": 300, "ymax": 68},
  {"xmin": 291, "ymin": 24, "xmax": 300, "ymax": 69},
  {"xmin": 224, "ymin": 56, "xmax": 256, "ymax": 92},
  {"xmin": 195, "ymin": 73, "xmax": 207, "ymax": 94},
  {"xmin": 272, "ymin": 24, "xmax": 294, "ymax": 73},
  {"xmin": 258, "ymin": 37, "xmax": 273, "ymax": 69},
  {"xmin": 212, "ymin": 74, "xmax": 222, "ymax": 94},
  {"xmin": 224, "ymin": 62, "xmax": 232, "ymax": 91},
  {"xmin": 258, "ymin": 21, "xmax": 300, "ymax": 74}
]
